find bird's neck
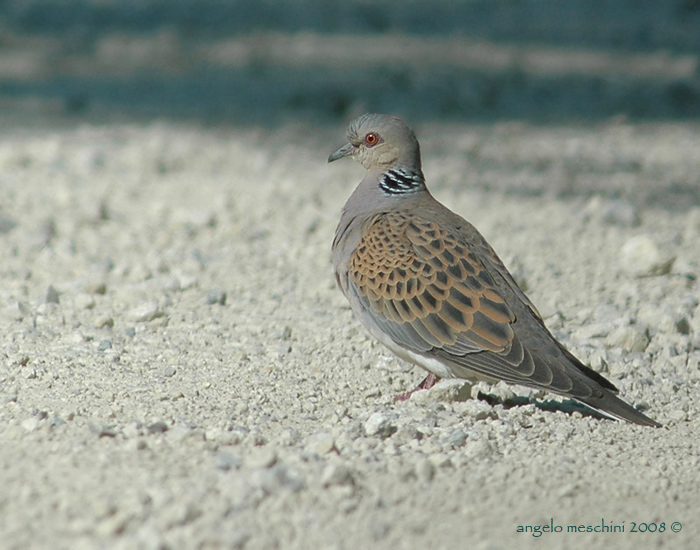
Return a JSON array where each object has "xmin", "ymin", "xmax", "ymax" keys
[{"xmin": 378, "ymin": 167, "xmax": 426, "ymax": 196}]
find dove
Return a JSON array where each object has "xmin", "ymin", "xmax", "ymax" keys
[{"xmin": 329, "ymin": 113, "xmax": 659, "ymax": 427}]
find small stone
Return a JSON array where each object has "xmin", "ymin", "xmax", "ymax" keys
[
  {"xmin": 177, "ymin": 274, "xmax": 199, "ymax": 290},
  {"xmin": 364, "ymin": 412, "xmax": 395, "ymax": 438},
  {"xmin": 245, "ymin": 447, "xmax": 278, "ymax": 469},
  {"xmin": 372, "ymin": 522, "xmax": 390, "ymax": 540},
  {"xmin": 176, "ymin": 208, "xmax": 217, "ymax": 229},
  {"xmin": 588, "ymin": 349, "xmax": 609, "ymax": 373},
  {"xmin": 50, "ymin": 415, "xmax": 65, "ymax": 428},
  {"xmin": 447, "ymin": 429, "xmax": 468, "ymax": 448},
  {"xmin": 95, "ymin": 315, "xmax": 114, "ymax": 329},
  {"xmin": 17, "ymin": 301, "xmax": 33, "ymax": 318},
  {"xmin": 205, "ymin": 427, "xmax": 223, "ymax": 441},
  {"xmin": 604, "ymin": 326, "xmax": 649, "ymax": 353},
  {"xmin": 0, "ymin": 216, "xmax": 17, "ymax": 233},
  {"xmin": 558, "ymin": 483, "xmax": 579, "ymax": 498},
  {"xmin": 75, "ymin": 293, "xmax": 96, "ymax": 310},
  {"xmin": 161, "ymin": 276, "xmax": 180, "ymax": 292},
  {"xmin": 40, "ymin": 285, "xmax": 60, "ymax": 305},
  {"xmin": 321, "ymin": 462, "xmax": 355, "ymax": 487},
  {"xmin": 97, "ymin": 339, "xmax": 112, "ymax": 351},
  {"xmin": 690, "ymin": 306, "xmax": 700, "ymax": 334},
  {"xmin": 89, "ymin": 422, "xmax": 118, "ymax": 437},
  {"xmin": 147, "ymin": 421, "xmax": 169, "ymax": 434},
  {"xmin": 675, "ymin": 317, "xmax": 691, "ymax": 335},
  {"xmin": 163, "ymin": 365, "xmax": 177, "ymax": 377},
  {"xmin": 414, "ymin": 459, "xmax": 435, "ymax": 483},
  {"xmin": 584, "ymin": 196, "xmax": 640, "ymax": 227},
  {"xmin": 572, "ymin": 321, "xmax": 617, "ymax": 341},
  {"xmin": 125, "ymin": 439, "xmax": 148, "ymax": 452},
  {"xmin": 216, "ymin": 431, "xmax": 242, "ymax": 446},
  {"xmin": 620, "ymin": 235, "xmax": 675, "ymax": 277},
  {"xmin": 122, "ymin": 423, "xmax": 141, "ymax": 439},
  {"xmin": 464, "ymin": 439, "xmax": 495, "ymax": 459},
  {"xmin": 84, "ymin": 282, "xmax": 107, "ymax": 295},
  {"xmin": 96, "ymin": 512, "xmax": 132, "ymax": 537},
  {"xmin": 165, "ymin": 502, "xmax": 202, "ymax": 527},
  {"xmin": 637, "ymin": 304, "xmax": 687, "ymax": 335},
  {"xmin": 39, "ymin": 218, "xmax": 56, "ymax": 245},
  {"xmin": 128, "ymin": 301, "xmax": 163, "ymax": 322},
  {"xmin": 251, "ymin": 464, "xmax": 305, "ymax": 494},
  {"xmin": 169, "ymin": 426, "xmax": 203, "ymax": 443},
  {"xmin": 21, "ymin": 417, "xmax": 40, "ymax": 432},
  {"xmin": 275, "ymin": 428, "xmax": 301, "ymax": 447},
  {"xmin": 306, "ymin": 432, "xmax": 336, "ymax": 455},
  {"xmin": 607, "ymin": 354, "xmax": 637, "ymax": 378},
  {"xmin": 428, "ymin": 454, "xmax": 453, "ymax": 469},
  {"xmin": 216, "ymin": 451, "xmax": 242, "ymax": 471},
  {"xmin": 394, "ymin": 424, "xmax": 422, "ymax": 443},
  {"xmin": 206, "ymin": 289, "xmax": 227, "ymax": 305},
  {"xmin": 277, "ymin": 344, "xmax": 292, "ymax": 355},
  {"xmin": 411, "ymin": 379, "xmax": 473, "ymax": 404}
]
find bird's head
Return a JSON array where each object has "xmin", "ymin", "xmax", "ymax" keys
[{"xmin": 328, "ymin": 114, "xmax": 422, "ymax": 172}]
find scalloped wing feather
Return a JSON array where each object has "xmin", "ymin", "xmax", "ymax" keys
[{"xmin": 349, "ymin": 213, "xmax": 517, "ymax": 359}]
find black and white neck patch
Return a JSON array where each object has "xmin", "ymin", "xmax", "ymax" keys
[{"xmin": 379, "ymin": 168, "xmax": 426, "ymax": 196}]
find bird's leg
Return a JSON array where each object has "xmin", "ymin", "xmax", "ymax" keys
[{"xmin": 394, "ymin": 373, "xmax": 440, "ymax": 402}]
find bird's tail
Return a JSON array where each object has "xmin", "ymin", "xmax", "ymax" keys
[
  {"xmin": 577, "ymin": 388, "xmax": 661, "ymax": 427},
  {"xmin": 562, "ymin": 347, "xmax": 661, "ymax": 427}
]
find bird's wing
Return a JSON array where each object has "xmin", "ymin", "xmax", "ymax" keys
[{"xmin": 348, "ymin": 212, "xmax": 589, "ymax": 393}]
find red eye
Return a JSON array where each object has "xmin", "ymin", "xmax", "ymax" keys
[{"xmin": 364, "ymin": 132, "xmax": 379, "ymax": 147}]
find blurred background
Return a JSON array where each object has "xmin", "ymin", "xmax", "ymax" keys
[{"xmin": 1, "ymin": 0, "xmax": 699, "ymax": 127}]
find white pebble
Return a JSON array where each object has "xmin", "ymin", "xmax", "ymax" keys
[
  {"xmin": 321, "ymin": 462, "xmax": 355, "ymax": 487},
  {"xmin": 128, "ymin": 301, "xmax": 163, "ymax": 322},
  {"xmin": 94, "ymin": 315, "xmax": 114, "ymax": 329},
  {"xmin": 414, "ymin": 459, "xmax": 435, "ymax": 483},
  {"xmin": 620, "ymin": 235, "xmax": 674, "ymax": 277},
  {"xmin": 305, "ymin": 432, "xmax": 336, "ymax": 455},
  {"xmin": 21, "ymin": 417, "xmax": 40, "ymax": 432},
  {"xmin": 216, "ymin": 451, "xmax": 242, "ymax": 471},
  {"xmin": 74, "ymin": 293, "xmax": 96, "ymax": 310},
  {"xmin": 40, "ymin": 285, "xmax": 60, "ymax": 305},
  {"xmin": 604, "ymin": 326, "xmax": 649, "ymax": 352},
  {"xmin": 584, "ymin": 196, "xmax": 639, "ymax": 227},
  {"xmin": 637, "ymin": 304, "xmax": 687, "ymax": 335},
  {"xmin": 364, "ymin": 412, "xmax": 395, "ymax": 438},
  {"xmin": 428, "ymin": 454, "xmax": 453, "ymax": 469},
  {"xmin": 410, "ymin": 379, "xmax": 472, "ymax": 404},
  {"xmin": 244, "ymin": 447, "xmax": 277, "ymax": 469}
]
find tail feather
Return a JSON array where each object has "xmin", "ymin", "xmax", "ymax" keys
[
  {"xmin": 578, "ymin": 390, "xmax": 661, "ymax": 428},
  {"xmin": 559, "ymin": 345, "xmax": 660, "ymax": 427}
]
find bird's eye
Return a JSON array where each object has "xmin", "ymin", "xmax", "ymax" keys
[{"xmin": 364, "ymin": 132, "xmax": 380, "ymax": 147}]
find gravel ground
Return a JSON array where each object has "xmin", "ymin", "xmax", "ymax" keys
[
  {"xmin": 1, "ymin": 116, "xmax": 699, "ymax": 549},
  {"xmin": 1, "ymin": 3, "xmax": 700, "ymax": 547}
]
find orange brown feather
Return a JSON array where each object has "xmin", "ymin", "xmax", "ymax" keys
[{"xmin": 350, "ymin": 213, "xmax": 516, "ymax": 354}]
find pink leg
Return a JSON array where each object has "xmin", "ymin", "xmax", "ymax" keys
[{"xmin": 394, "ymin": 373, "xmax": 440, "ymax": 402}]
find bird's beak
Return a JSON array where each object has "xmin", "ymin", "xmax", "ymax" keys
[{"xmin": 328, "ymin": 142, "xmax": 356, "ymax": 163}]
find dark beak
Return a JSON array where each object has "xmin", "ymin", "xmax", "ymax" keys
[{"xmin": 328, "ymin": 142, "xmax": 356, "ymax": 163}]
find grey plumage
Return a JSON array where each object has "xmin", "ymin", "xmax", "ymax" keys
[{"xmin": 329, "ymin": 113, "xmax": 660, "ymax": 427}]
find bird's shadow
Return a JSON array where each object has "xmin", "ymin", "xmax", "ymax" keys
[{"xmin": 476, "ymin": 391, "xmax": 612, "ymax": 422}]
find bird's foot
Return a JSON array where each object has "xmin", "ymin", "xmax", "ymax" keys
[{"xmin": 394, "ymin": 373, "xmax": 440, "ymax": 402}]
